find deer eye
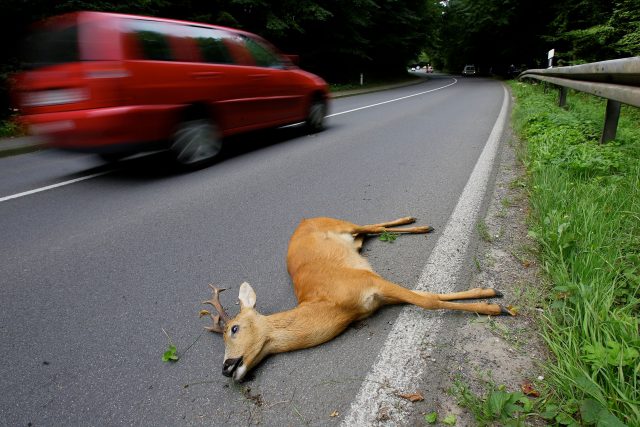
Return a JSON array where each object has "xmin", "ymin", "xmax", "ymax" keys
[{"xmin": 231, "ymin": 325, "xmax": 239, "ymax": 334}]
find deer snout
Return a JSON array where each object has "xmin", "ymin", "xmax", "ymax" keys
[{"xmin": 222, "ymin": 356, "xmax": 243, "ymax": 378}]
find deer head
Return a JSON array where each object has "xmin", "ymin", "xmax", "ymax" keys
[{"xmin": 203, "ymin": 282, "xmax": 270, "ymax": 381}]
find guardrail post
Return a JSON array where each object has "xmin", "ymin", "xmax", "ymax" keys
[
  {"xmin": 559, "ymin": 87, "xmax": 568, "ymax": 108},
  {"xmin": 600, "ymin": 100, "xmax": 621, "ymax": 144}
]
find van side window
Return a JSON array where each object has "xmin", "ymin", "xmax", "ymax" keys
[
  {"xmin": 137, "ymin": 31, "xmax": 173, "ymax": 60},
  {"xmin": 188, "ymin": 27, "xmax": 234, "ymax": 64},
  {"xmin": 241, "ymin": 36, "xmax": 283, "ymax": 68},
  {"xmin": 129, "ymin": 20, "xmax": 175, "ymax": 61}
]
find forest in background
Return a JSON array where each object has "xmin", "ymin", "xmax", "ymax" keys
[{"xmin": 1, "ymin": 0, "xmax": 638, "ymax": 121}]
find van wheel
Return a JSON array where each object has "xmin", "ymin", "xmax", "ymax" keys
[
  {"xmin": 305, "ymin": 98, "xmax": 327, "ymax": 133},
  {"xmin": 170, "ymin": 118, "xmax": 221, "ymax": 168}
]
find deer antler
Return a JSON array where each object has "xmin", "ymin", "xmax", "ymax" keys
[{"xmin": 201, "ymin": 284, "xmax": 231, "ymax": 333}]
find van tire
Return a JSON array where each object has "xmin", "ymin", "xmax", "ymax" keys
[
  {"xmin": 305, "ymin": 97, "xmax": 327, "ymax": 133},
  {"xmin": 169, "ymin": 117, "xmax": 221, "ymax": 168}
]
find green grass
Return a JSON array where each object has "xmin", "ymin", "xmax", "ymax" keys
[
  {"xmin": 510, "ymin": 81, "xmax": 639, "ymax": 426},
  {"xmin": 450, "ymin": 374, "xmax": 536, "ymax": 426},
  {"xmin": 0, "ymin": 117, "xmax": 24, "ymax": 138}
]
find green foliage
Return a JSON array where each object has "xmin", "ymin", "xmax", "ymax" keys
[
  {"xmin": 451, "ymin": 378, "xmax": 534, "ymax": 426},
  {"xmin": 548, "ymin": 0, "xmax": 640, "ymax": 63},
  {"xmin": 162, "ymin": 344, "xmax": 179, "ymax": 362},
  {"xmin": 424, "ymin": 411, "xmax": 437, "ymax": 424},
  {"xmin": 510, "ymin": 81, "xmax": 640, "ymax": 426},
  {"xmin": 432, "ymin": 0, "xmax": 555, "ymax": 73},
  {"xmin": 0, "ymin": 117, "xmax": 24, "ymax": 138},
  {"xmin": 378, "ymin": 231, "xmax": 398, "ymax": 243},
  {"xmin": 442, "ymin": 414, "xmax": 457, "ymax": 425},
  {"xmin": 0, "ymin": 0, "xmax": 439, "ymax": 83}
]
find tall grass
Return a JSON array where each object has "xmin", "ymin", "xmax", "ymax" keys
[{"xmin": 510, "ymin": 82, "xmax": 640, "ymax": 426}]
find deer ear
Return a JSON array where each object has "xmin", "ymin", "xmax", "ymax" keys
[{"xmin": 238, "ymin": 282, "xmax": 256, "ymax": 309}]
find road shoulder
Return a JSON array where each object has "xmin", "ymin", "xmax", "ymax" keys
[{"xmin": 429, "ymin": 96, "xmax": 547, "ymax": 426}]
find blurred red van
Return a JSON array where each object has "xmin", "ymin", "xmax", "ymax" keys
[{"xmin": 14, "ymin": 12, "xmax": 329, "ymax": 167}]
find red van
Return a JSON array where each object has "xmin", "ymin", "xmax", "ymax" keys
[{"xmin": 14, "ymin": 12, "xmax": 329, "ymax": 167}]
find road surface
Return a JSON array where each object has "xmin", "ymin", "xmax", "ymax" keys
[{"xmin": 0, "ymin": 74, "xmax": 509, "ymax": 425}]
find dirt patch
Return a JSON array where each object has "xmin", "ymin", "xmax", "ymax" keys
[{"xmin": 434, "ymin": 120, "xmax": 549, "ymax": 425}]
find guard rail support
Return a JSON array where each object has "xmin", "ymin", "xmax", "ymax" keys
[{"xmin": 518, "ymin": 57, "xmax": 640, "ymax": 143}]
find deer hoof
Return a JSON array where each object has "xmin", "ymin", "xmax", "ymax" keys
[
  {"xmin": 500, "ymin": 305, "xmax": 516, "ymax": 316},
  {"xmin": 493, "ymin": 289, "xmax": 504, "ymax": 298}
]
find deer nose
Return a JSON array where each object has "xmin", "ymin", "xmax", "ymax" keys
[{"xmin": 222, "ymin": 357, "xmax": 243, "ymax": 377}]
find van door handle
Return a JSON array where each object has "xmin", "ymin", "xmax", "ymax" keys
[
  {"xmin": 249, "ymin": 74, "xmax": 269, "ymax": 79},
  {"xmin": 191, "ymin": 72, "xmax": 222, "ymax": 79}
]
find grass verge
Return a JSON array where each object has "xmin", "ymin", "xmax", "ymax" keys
[
  {"xmin": 0, "ymin": 116, "xmax": 25, "ymax": 138},
  {"xmin": 509, "ymin": 81, "xmax": 639, "ymax": 426}
]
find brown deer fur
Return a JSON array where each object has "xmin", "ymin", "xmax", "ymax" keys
[{"xmin": 203, "ymin": 216, "xmax": 513, "ymax": 381}]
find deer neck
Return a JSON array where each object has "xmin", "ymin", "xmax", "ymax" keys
[{"xmin": 263, "ymin": 302, "xmax": 353, "ymax": 354}]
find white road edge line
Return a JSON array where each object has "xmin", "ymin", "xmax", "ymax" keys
[
  {"xmin": 1, "ymin": 79, "xmax": 457, "ymax": 203},
  {"xmin": 0, "ymin": 171, "xmax": 111, "ymax": 203},
  {"xmin": 341, "ymin": 85, "xmax": 510, "ymax": 426},
  {"xmin": 328, "ymin": 78, "xmax": 457, "ymax": 118}
]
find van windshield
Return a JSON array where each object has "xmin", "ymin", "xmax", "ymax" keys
[{"xmin": 22, "ymin": 25, "xmax": 79, "ymax": 69}]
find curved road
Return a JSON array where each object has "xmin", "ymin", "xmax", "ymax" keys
[{"xmin": 1, "ymin": 75, "xmax": 509, "ymax": 425}]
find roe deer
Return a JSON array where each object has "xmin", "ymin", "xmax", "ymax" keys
[{"xmin": 202, "ymin": 216, "xmax": 514, "ymax": 381}]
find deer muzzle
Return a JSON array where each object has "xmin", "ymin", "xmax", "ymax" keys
[{"xmin": 222, "ymin": 356, "xmax": 243, "ymax": 378}]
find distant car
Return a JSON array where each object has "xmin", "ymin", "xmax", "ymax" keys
[
  {"xmin": 462, "ymin": 65, "xmax": 476, "ymax": 76},
  {"xmin": 14, "ymin": 11, "xmax": 329, "ymax": 167}
]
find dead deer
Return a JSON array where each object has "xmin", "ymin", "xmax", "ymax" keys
[{"xmin": 202, "ymin": 216, "xmax": 514, "ymax": 381}]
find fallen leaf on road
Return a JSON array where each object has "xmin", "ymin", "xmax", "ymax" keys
[
  {"xmin": 199, "ymin": 309, "xmax": 211, "ymax": 318},
  {"xmin": 397, "ymin": 392, "xmax": 424, "ymax": 402},
  {"xmin": 330, "ymin": 410, "xmax": 339, "ymax": 417}
]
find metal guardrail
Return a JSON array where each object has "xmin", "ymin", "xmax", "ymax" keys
[{"xmin": 518, "ymin": 57, "xmax": 640, "ymax": 143}]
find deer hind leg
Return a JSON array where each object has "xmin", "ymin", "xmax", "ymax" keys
[
  {"xmin": 374, "ymin": 278, "xmax": 514, "ymax": 316},
  {"xmin": 354, "ymin": 217, "xmax": 433, "ymax": 236},
  {"xmin": 363, "ymin": 217, "xmax": 418, "ymax": 228}
]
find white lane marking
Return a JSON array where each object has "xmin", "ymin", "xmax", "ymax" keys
[
  {"xmin": 0, "ymin": 171, "xmax": 111, "ymax": 203},
  {"xmin": 1, "ymin": 79, "xmax": 457, "ymax": 203},
  {"xmin": 328, "ymin": 78, "xmax": 457, "ymax": 118},
  {"xmin": 341, "ymin": 85, "xmax": 509, "ymax": 426}
]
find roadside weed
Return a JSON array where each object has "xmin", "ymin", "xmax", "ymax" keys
[
  {"xmin": 378, "ymin": 230, "xmax": 398, "ymax": 243},
  {"xmin": 162, "ymin": 345, "xmax": 179, "ymax": 362},
  {"xmin": 442, "ymin": 414, "xmax": 457, "ymax": 425},
  {"xmin": 161, "ymin": 328, "xmax": 203, "ymax": 363},
  {"xmin": 510, "ymin": 82, "xmax": 639, "ymax": 425},
  {"xmin": 476, "ymin": 220, "xmax": 493, "ymax": 242},
  {"xmin": 424, "ymin": 411, "xmax": 438, "ymax": 424},
  {"xmin": 450, "ymin": 376, "xmax": 534, "ymax": 426},
  {"xmin": 162, "ymin": 328, "xmax": 179, "ymax": 362}
]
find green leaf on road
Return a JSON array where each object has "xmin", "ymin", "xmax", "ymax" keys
[
  {"xmin": 163, "ymin": 344, "xmax": 179, "ymax": 362},
  {"xmin": 424, "ymin": 411, "xmax": 437, "ymax": 424},
  {"xmin": 442, "ymin": 414, "xmax": 457, "ymax": 425},
  {"xmin": 379, "ymin": 231, "xmax": 398, "ymax": 243}
]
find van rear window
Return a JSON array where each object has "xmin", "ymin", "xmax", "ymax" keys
[{"xmin": 23, "ymin": 25, "xmax": 79, "ymax": 68}]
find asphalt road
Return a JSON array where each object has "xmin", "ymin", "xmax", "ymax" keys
[{"xmin": 1, "ymin": 74, "xmax": 508, "ymax": 425}]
